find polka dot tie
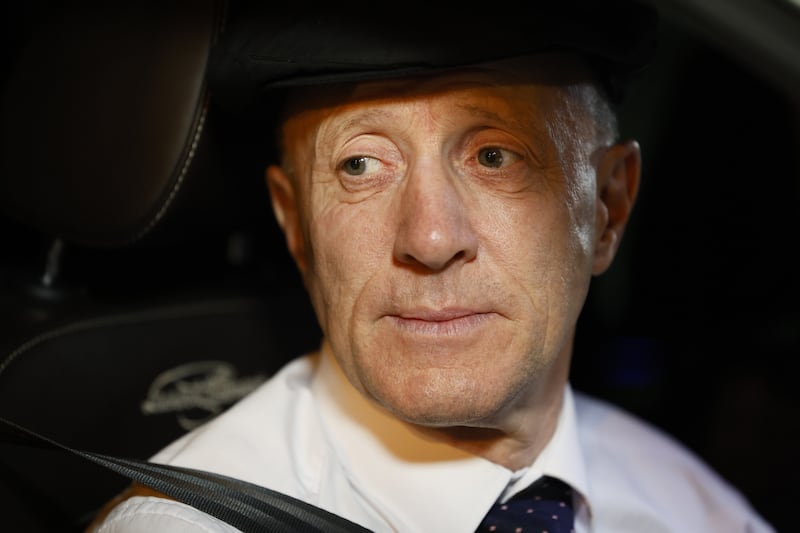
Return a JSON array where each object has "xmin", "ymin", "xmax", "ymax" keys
[{"xmin": 475, "ymin": 475, "xmax": 575, "ymax": 533}]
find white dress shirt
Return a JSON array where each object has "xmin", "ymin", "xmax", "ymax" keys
[{"xmin": 94, "ymin": 344, "xmax": 775, "ymax": 532}]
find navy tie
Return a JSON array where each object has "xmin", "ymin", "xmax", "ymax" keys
[{"xmin": 476, "ymin": 475, "xmax": 575, "ymax": 533}]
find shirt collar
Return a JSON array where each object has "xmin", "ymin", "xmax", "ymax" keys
[
  {"xmin": 503, "ymin": 384, "xmax": 590, "ymax": 494},
  {"xmin": 312, "ymin": 343, "xmax": 591, "ymax": 532},
  {"xmin": 500, "ymin": 385, "xmax": 593, "ymax": 524}
]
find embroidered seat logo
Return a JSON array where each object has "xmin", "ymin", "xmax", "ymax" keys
[{"xmin": 141, "ymin": 361, "xmax": 266, "ymax": 430}]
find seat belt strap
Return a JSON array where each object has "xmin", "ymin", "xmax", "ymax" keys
[{"xmin": 0, "ymin": 416, "xmax": 372, "ymax": 533}]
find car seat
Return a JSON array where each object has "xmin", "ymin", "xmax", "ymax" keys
[{"xmin": 0, "ymin": 2, "xmax": 321, "ymax": 531}]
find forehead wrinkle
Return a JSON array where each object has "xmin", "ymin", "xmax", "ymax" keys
[
  {"xmin": 327, "ymin": 106, "xmax": 398, "ymax": 138},
  {"xmin": 455, "ymin": 102, "xmax": 526, "ymax": 131},
  {"xmin": 333, "ymin": 95, "xmax": 543, "ymax": 138}
]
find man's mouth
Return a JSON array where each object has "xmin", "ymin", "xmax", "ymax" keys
[{"xmin": 387, "ymin": 309, "xmax": 497, "ymax": 337}]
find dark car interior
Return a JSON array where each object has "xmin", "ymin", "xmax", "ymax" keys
[{"xmin": 1, "ymin": 1, "xmax": 798, "ymax": 532}]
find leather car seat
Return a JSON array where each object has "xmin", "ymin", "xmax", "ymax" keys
[{"xmin": 0, "ymin": 2, "xmax": 320, "ymax": 531}]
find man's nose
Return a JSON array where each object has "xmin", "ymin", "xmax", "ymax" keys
[{"xmin": 392, "ymin": 163, "xmax": 478, "ymax": 271}]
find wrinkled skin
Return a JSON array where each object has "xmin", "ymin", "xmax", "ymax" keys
[{"xmin": 267, "ymin": 55, "xmax": 640, "ymax": 469}]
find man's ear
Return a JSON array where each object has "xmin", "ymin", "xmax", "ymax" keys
[
  {"xmin": 266, "ymin": 164, "xmax": 307, "ymax": 273},
  {"xmin": 592, "ymin": 140, "xmax": 641, "ymax": 275}
]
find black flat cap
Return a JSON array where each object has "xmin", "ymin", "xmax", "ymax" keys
[{"xmin": 208, "ymin": 1, "xmax": 659, "ymax": 115}]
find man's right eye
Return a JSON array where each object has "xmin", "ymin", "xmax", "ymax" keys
[{"xmin": 342, "ymin": 156, "xmax": 370, "ymax": 176}]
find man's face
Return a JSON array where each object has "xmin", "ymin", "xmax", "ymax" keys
[{"xmin": 269, "ymin": 59, "xmax": 631, "ymax": 430}]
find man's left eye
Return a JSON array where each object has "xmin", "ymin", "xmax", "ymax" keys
[{"xmin": 477, "ymin": 147, "xmax": 514, "ymax": 168}]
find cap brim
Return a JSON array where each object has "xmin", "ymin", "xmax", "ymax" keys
[{"xmin": 208, "ymin": 1, "xmax": 659, "ymax": 114}]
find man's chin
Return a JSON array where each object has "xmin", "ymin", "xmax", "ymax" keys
[{"xmin": 372, "ymin": 383, "xmax": 509, "ymax": 429}]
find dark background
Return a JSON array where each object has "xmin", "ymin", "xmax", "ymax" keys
[
  {"xmin": 574, "ymin": 6, "xmax": 800, "ymax": 530},
  {"xmin": 2, "ymin": 2, "xmax": 798, "ymax": 532}
]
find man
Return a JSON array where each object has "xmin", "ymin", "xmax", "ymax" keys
[{"xmin": 91, "ymin": 2, "xmax": 775, "ymax": 532}]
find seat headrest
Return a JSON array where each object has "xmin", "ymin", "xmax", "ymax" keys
[{"xmin": 1, "ymin": 1, "xmax": 225, "ymax": 247}]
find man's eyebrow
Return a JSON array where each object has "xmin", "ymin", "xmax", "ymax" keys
[
  {"xmin": 313, "ymin": 108, "xmax": 395, "ymax": 148},
  {"xmin": 457, "ymin": 102, "xmax": 556, "ymax": 146}
]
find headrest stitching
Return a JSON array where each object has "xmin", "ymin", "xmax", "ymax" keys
[{"xmin": 129, "ymin": 93, "xmax": 210, "ymax": 244}]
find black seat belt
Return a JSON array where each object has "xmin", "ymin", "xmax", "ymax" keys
[{"xmin": 0, "ymin": 416, "xmax": 372, "ymax": 533}]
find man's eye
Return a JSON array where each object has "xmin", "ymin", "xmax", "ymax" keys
[
  {"xmin": 477, "ymin": 147, "xmax": 510, "ymax": 168},
  {"xmin": 342, "ymin": 156, "xmax": 371, "ymax": 176}
]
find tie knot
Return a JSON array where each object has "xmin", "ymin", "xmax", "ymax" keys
[{"xmin": 476, "ymin": 476, "xmax": 575, "ymax": 533}]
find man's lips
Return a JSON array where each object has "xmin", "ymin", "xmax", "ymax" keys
[
  {"xmin": 396, "ymin": 308, "xmax": 480, "ymax": 321},
  {"xmin": 385, "ymin": 309, "xmax": 497, "ymax": 337}
]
